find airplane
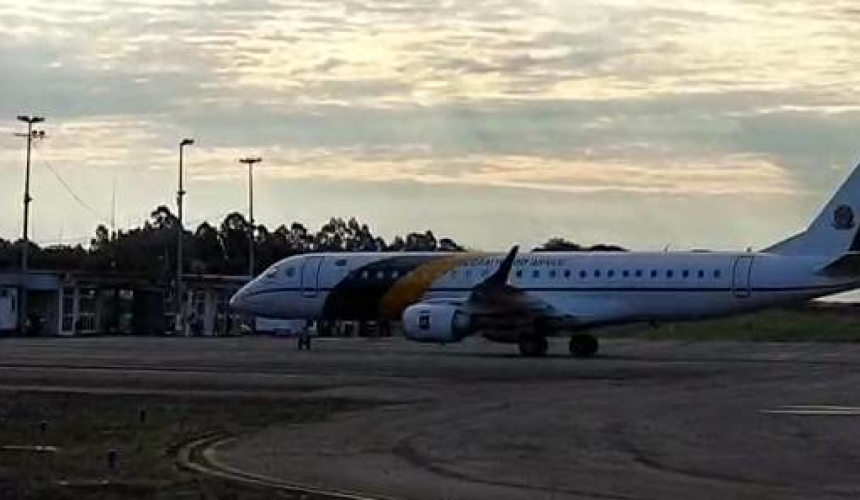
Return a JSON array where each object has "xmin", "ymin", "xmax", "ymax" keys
[{"xmin": 230, "ymin": 161, "xmax": 860, "ymax": 357}]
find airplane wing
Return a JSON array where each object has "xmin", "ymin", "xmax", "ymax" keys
[
  {"xmin": 420, "ymin": 246, "xmax": 629, "ymax": 331},
  {"xmin": 464, "ymin": 246, "xmax": 553, "ymax": 314},
  {"xmin": 474, "ymin": 246, "xmax": 629, "ymax": 329}
]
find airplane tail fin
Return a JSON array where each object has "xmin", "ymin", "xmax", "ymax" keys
[{"xmin": 765, "ymin": 162, "xmax": 860, "ymax": 257}]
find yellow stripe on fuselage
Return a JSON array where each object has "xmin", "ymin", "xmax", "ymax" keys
[{"xmin": 379, "ymin": 253, "xmax": 485, "ymax": 320}]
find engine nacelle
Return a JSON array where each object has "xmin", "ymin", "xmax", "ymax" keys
[{"xmin": 402, "ymin": 303, "xmax": 471, "ymax": 343}]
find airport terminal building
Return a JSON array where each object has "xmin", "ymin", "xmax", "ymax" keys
[{"xmin": 0, "ymin": 271, "xmax": 246, "ymax": 337}]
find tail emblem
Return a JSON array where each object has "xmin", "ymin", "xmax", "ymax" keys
[{"xmin": 833, "ymin": 205, "xmax": 855, "ymax": 231}]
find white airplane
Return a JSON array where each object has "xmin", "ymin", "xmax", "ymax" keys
[{"xmin": 230, "ymin": 162, "xmax": 860, "ymax": 357}]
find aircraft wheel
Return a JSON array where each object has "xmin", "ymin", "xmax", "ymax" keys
[
  {"xmin": 518, "ymin": 337, "xmax": 548, "ymax": 357},
  {"xmin": 569, "ymin": 334, "xmax": 599, "ymax": 358}
]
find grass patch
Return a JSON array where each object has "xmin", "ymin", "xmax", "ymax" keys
[
  {"xmin": 0, "ymin": 392, "xmax": 373, "ymax": 499},
  {"xmin": 604, "ymin": 306, "xmax": 860, "ymax": 342}
]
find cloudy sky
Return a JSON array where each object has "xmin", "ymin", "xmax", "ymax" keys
[{"xmin": 1, "ymin": 0, "xmax": 859, "ymax": 251}]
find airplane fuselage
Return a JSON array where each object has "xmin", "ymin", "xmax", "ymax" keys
[{"xmin": 231, "ymin": 250, "xmax": 854, "ymax": 330}]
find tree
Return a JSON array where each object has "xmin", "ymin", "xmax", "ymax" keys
[
  {"xmin": 192, "ymin": 222, "xmax": 224, "ymax": 273},
  {"xmin": 534, "ymin": 237, "xmax": 583, "ymax": 252},
  {"xmin": 219, "ymin": 212, "xmax": 251, "ymax": 274},
  {"xmin": 534, "ymin": 237, "xmax": 626, "ymax": 252}
]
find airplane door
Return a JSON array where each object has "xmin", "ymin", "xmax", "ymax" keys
[
  {"xmin": 301, "ymin": 256, "xmax": 324, "ymax": 297},
  {"xmin": 732, "ymin": 255, "xmax": 754, "ymax": 298}
]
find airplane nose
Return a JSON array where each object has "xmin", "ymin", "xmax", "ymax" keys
[{"xmin": 229, "ymin": 289, "xmax": 247, "ymax": 312}]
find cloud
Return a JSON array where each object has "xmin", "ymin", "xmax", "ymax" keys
[{"xmin": 1, "ymin": 0, "xmax": 859, "ymax": 248}]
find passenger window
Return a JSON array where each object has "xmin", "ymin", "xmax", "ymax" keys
[
  {"xmin": 635, "ymin": 270, "xmax": 643, "ymax": 277},
  {"xmin": 377, "ymin": 270, "xmax": 386, "ymax": 279},
  {"xmin": 391, "ymin": 270, "xmax": 400, "ymax": 279},
  {"xmin": 682, "ymin": 270, "xmax": 689, "ymax": 278},
  {"xmin": 532, "ymin": 270, "xmax": 540, "ymax": 278},
  {"xmin": 698, "ymin": 270, "xmax": 705, "ymax": 278},
  {"xmin": 607, "ymin": 270, "xmax": 615, "ymax": 278},
  {"xmin": 714, "ymin": 270, "xmax": 722, "ymax": 278},
  {"xmin": 564, "ymin": 270, "xmax": 571, "ymax": 278},
  {"xmin": 622, "ymin": 270, "xmax": 629, "ymax": 278},
  {"xmin": 549, "ymin": 270, "xmax": 557, "ymax": 278},
  {"xmin": 594, "ymin": 270, "xmax": 601, "ymax": 278},
  {"xmin": 515, "ymin": 269, "xmax": 523, "ymax": 278},
  {"xmin": 650, "ymin": 270, "xmax": 657, "ymax": 278},
  {"xmin": 666, "ymin": 270, "xmax": 674, "ymax": 278},
  {"xmin": 361, "ymin": 270, "xmax": 370, "ymax": 279},
  {"xmin": 579, "ymin": 270, "xmax": 586, "ymax": 279}
]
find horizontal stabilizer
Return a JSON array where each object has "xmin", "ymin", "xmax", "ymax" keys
[{"xmin": 818, "ymin": 252, "xmax": 860, "ymax": 275}]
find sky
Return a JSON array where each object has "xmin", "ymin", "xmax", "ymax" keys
[{"xmin": 1, "ymin": 0, "xmax": 860, "ymax": 251}]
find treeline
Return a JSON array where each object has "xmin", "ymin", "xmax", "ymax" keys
[
  {"xmin": 0, "ymin": 205, "xmax": 465, "ymax": 276},
  {"xmin": 0, "ymin": 206, "xmax": 625, "ymax": 276}
]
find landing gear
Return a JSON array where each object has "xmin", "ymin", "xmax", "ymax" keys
[
  {"xmin": 518, "ymin": 337, "xmax": 548, "ymax": 357},
  {"xmin": 569, "ymin": 334, "xmax": 599, "ymax": 358}
]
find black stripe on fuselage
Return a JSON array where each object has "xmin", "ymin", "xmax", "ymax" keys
[{"xmin": 320, "ymin": 254, "xmax": 445, "ymax": 319}]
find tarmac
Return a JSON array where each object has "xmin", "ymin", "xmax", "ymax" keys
[{"xmin": 1, "ymin": 335, "xmax": 860, "ymax": 499}]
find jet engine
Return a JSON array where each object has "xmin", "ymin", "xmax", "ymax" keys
[{"xmin": 402, "ymin": 303, "xmax": 471, "ymax": 343}]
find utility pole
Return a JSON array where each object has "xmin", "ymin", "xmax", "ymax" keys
[
  {"xmin": 14, "ymin": 115, "xmax": 45, "ymax": 336},
  {"xmin": 176, "ymin": 138, "xmax": 194, "ymax": 335},
  {"xmin": 239, "ymin": 157, "xmax": 262, "ymax": 277}
]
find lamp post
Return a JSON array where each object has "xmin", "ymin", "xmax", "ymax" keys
[
  {"xmin": 239, "ymin": 157, "xmax": 262, "ymax": 278},
  {"xmin": 15, "ymin": 115, "xmax": 45, "ymax": 336},
  {"xmin": 176, "ymin": 138, "xmax": 194, "ymax": 335}
]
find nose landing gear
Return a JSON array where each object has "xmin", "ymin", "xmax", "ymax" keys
[{"xmin": 569, "ymin": 334, "xmax": 599, "ymax": 358}]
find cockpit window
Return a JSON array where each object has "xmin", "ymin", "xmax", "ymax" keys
[{"xmin": 265, "ymin": 266, "xmax": 279, "ymax": 278}]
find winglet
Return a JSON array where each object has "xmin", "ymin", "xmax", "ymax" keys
[{"xmin": 483, "ymin": 245, "xmax": 519, "ymax": 287}]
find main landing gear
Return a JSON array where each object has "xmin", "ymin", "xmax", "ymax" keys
[
  {"xmin": 569, "ymin": 334, "xmax": 599, "ymax": 358},
  {"xmin": 516, "ymin": 334, "xmax": 600, "ymax": 357},
  {"xmin": 518, "ymin": 337, "xmax": 548, "ymax": 357}
]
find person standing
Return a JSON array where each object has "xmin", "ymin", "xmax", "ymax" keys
[{"xmin": 297, "ymin": 320, "xmax": 313, "ymax": 350}]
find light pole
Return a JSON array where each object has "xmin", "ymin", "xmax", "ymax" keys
[
  {"xmin": 239, "ymin": 157, "xmax": 262, "ymax": 277},
  {"xmin": 176, "ymin": 138, "xmax": 194, "ymax": 335},
  {"xmin": 15, "ymin": 115, "xmax": 45, "ymax": 336}
]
